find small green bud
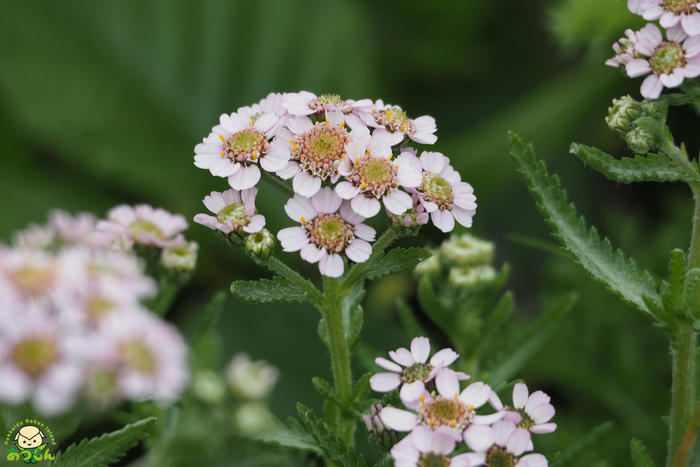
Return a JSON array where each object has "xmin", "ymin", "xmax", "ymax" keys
[
  {"xmin": 234, "ymin": 402, "xmax": 274, "ymax": 435},
  {"xmin": 624, "ymin": 126, "xmax": 654, "ymax": 154},
  {"xmin": 448, "ymin": 264, "xmax": 497, "ymax": 289},
  {"xmin": 606, "ymin": 95, "xmax": 642, "ymax": 134},
  {"xmin": 440, "ymin": 233, "xmax": 494, "ymax": 267},
  {"xmin": 161, "ymin": 241, "xmax": 198, "ymax": 271},
  {"xmin": 245, "ymin": 229, "xmax": 275, "ymax": 260},
  {"xmin": 192, "ymin": 370, "xmax": 225, "ymax": 404},
  {"xmin": 641, "ymin": 99, "xmax": 666, "ymax": 120}
]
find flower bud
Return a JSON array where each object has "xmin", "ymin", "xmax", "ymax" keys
[
  {"xmin": 624, "ymin": 126, "xmax": 654, "ymax": 154},
  {"xmin": 234, "ymin": 402, "xmax": 273, "ymax": 435},
  {"xmin": 440, "ymin": 233, "xmax": 494, "ymax": 267},
  {"xmin": 161, "ymin": 241, "xmax": 198, "ymax": 271},
  {"xmin": 244, "ymin": 228, "xmax": 275, "ymax": 260},
  {"xmin": 192, "ymin": 370, "xmax": 225, "ymax": 404},
  {"xmin": 448, "ymin": 264, "xmax": 497, "ymax": 289},
  {"xmin": 227, "ymin": 353, "xmax": 279, "ymax": 400},
  {"xmin": 606, "ymin": 95, "xmax": 642, "ymax": 135}
]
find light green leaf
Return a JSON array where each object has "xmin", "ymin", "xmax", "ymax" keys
[
  {"xmin": 353, "ymin": 373, "xmax": 372, "ymax": 403},
  {"xmin": 318, "ymin": 319, "xmax": 329, "ymax": 348},
  {"xmin": 53, "ymin": 417, "xmax": 156, "ymax": 467},
  {"xmin": 230, "ymin": 275, "xmax": 311, "ymax": 304},
  {"xmin": 550, "ymin": 421, "xmax": 614, "ymax": 467},
  {"xmin": 253, "ymin": 415, "xmax": 321, "ymax": 455},
  {"xmin": 571, "ymin": 143, "xmax": 698, "ymax": 184},
  {"xmin": 630, "ymin": 438, "xmax": 655, "ymax": 467},
  {"xmin": 509, "ymin": 133, "xmax": 662, "ymax": 316},
  {"xmin": 296, "ymin": 403, "xmax": 367, "ymax": 467},
  {"xmin": 360, "ymin": 247, "xmax": 432, "ymax": 281}
]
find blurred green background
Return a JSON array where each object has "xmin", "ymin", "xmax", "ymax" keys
[{"xmin": 0, "ymin": 0, "xmax": 694, "ymax": 464}]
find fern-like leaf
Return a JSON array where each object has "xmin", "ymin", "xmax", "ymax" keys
[
  {"xmin": 509, "ymin": 133, "xmax": 661, "ymax": 316},
  {"xmin": 230, "ymin": 276, "xmax": 310, "ymax": 304}
]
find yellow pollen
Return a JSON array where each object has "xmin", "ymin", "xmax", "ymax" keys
[
  {"xmin": 361, "ymin": 182, "xmax": 367, "ymax": 190},
  {"xmin": 386, "ymin": 110, "xmax": 392, "ymax": 118},
  {"xmin": 324, "ymin": 119, "xmax": 329, "ymax": 126},
  {"xmin": 468, "ymin": 405, "xmax": 474, "ymax": 413},
  {"xmin": 340, "ymin": 121, "xmax": 345, "ymax": 128},
  {"xmin": 429, "ymin": 418, "xmax": 435, "ymax": 427},
  {"xmin": 251, "ymin": 152, "xmax": 257, "ymax": 160},
  {"xmin": 219, "ymin": 134, "xmax": 225, "ymax": 142},
  {"xmin": 355, "ymin": 158, "xmax": 359, "ymax": 164},
  {"xmin": 400, "ymin": 122, "xmax": 407, "ymax": 132},
  {"xmin": 387, "ymin": 154, "xmax": 392, "ymax": 161},
  {"xmin": 300, "ymin": 216, "xmax": 306, "ymax": 225},
  {"xmin": 371, "ymin": 109, "xmax": 376, "ymax": 114},
  {"xmin": 419, "ymin": 395, "xmax": 425, "ymax": 404},
  {"xmin": 395, "ymin": 164, "xmax": 399, "ymax": 169},
  {"xmin": 454, "ymin": 392, "xmax": 459, "ymax": 400},
  {"xmin": 451, "ymin": 419, "xmax": 456, "ymax": 428},
  {"xmin": 220, "ymin": 151, "xmax": 225, "ymax": 158},
  {"xmin": 249, "ymin": 119, "xmax": 254, "ymax": 126}
]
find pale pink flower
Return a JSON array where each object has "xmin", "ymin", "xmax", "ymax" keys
[
  {"xmin": 0, "ymin": 308, "xmax": 85, "ymax": 415},
  {"xmin": 370, "ymin": 337, "xmax": 463, "ymax": 405},
  {"xmin": 379, "ymin": 370, "xmax": 503, "ymax": 436},
  {"xmin": 625, "ymin": 23, "xmax": 700, "ymax": 98},
  {"xmin": 283, "ymin": 91, "xmax": 353, "ymax": 116},
  {"xmin": 11, "ymin": 224, "xmax": 55, "ymax": 249},
  {"xmin": 389, "ymin": 192, "xmax": 430, "ymax": 228},
  {"xmin": 634, "ymin": 0, "xmax": 700, "ymax": 36},
  {"xmin": 411, "ymin": 152, "xmax": 477, "ymax": 232},
  {"xmin": 277, "ymin": 188, "xmax": 376, "ymax": 277},
  {"xmin": 463, "ymin": 421, "xmax": 547, "ymax": 467},
  {"xmin": 391, "ymin": 425, "xmax": 474, "ymax": 467},
  {"xmin": 98, "ymin": 204, "xmax": 188, "ymax": 248},
  {"xmin": 194, "ymin": 107, "xmax": 287, "ymax": 190},
  {"xmin": 491, "ymin": 383, "xmax": 557, "ymax": 435},
  {"xmin": 606, "ymin": 29, "xmax": 640, "ymax": 68},
  {"xmin": 274, "ymin": 110, "xmax": 370, "ymax": 198},
  {"xmin": 335, "ymin": 146, "xmax": 422, "ymax": 218},
  {"xmin": 193, "ymin": 188, "xmax": 265, "ymax": 235},
  {"xmin": 371, "ymin": 100, "xmax": 437, "ymax": 145},
  {"xmin": 49, "ymin": 210, "xmax": 115, "ymax": 249}
]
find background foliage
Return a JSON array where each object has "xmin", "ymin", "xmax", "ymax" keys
[{"xmin": 0, "ymin": 0, "xmax": 692, "ymax": 464}]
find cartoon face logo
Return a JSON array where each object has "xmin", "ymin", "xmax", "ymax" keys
[{"xmin": 14, "ymin": 425, "xmax": 45, "ymax": 449}]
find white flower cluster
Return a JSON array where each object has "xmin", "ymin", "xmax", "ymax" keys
[
  {"xmin": 193, "ymin": 92, "xmax": 477, "ymax": 277},
  {"xmin": 607, "ymin": 1, "xmax": 700, "ymax": 98},
  {"xmin": 0, "ymin": 208, "xmax": 192, "ymax": 415},
  {"xmin": 369, "ymin": 337, "xmax": 554, "ymax": 467}
]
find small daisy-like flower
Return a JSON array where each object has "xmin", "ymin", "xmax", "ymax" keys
[
  {"xmin": 11, "ymin": 224, "xmax": 55, "ymax": 250},
  {"xmin": 226, "ymin": 353, "xmax": 280, "ymax": 400},
  {"xmin": 275, "ymin": 111, "xmax": 369, "ymax": 197},
  {"xmin": 93, "ymin": 310, "xmax": 188, "ymax": 403},
  {"xmin": 625, "ymin": 23, "xmax": 700, "ymax": 98},
  {"xmin": 606, "ymin": 29, "xmax": 640, "ymax": 68},
  {"xmin": 370, "ymin": 336, "xmax": 461, "ymax": 405},
  {"xmin": 98, "ymin": 204, "xmax": 188, "ymax": 248},
  {"xmin": 194, "ymin": 107, "xmax": 288, "ymax": 190},
  {"xmin": 372, "ymin": 100, "xmax": 437, "ymax": 145},
  {"xmin": 379, "ymin": 370, "xmax": 503, "ymax": 435},
  {"xmin": 0, "ymin": 309, "xmax": 85, "ymax": 415},
  {"xmin": 193, "ymin": 188, "xmax": 265, "ymax": 235},
  {"xmin": 391, "ymin": 425, "xmax": 474, "ymax": 467},
  {"xmin": 277, "ymin": 188, "xmax": 376, "ymax": 278},
  {"xmin": 161, "ymin": 240, "xmax": 198, "ymax": 271},
  {"xmin": 49, "ymin": 210, "xmax": 115, "ymax": 249},
  {"xmin": 412, "ymin": 152, "xmax": 477, "ymax": 233},
  {"xmin": 283, "ymin": 91, "xmax": 351, "ymax": 116},
  {"xmin": 491, "ymin": 383, "xmax": 557, "ymax": 435},
  {"xmin": 634, "ymin": 0, "xmax": 700, "ymax": 36},
  {"xmin": 0, "ymin": 248, "xmax": 74, "ymax": 308},
  {"xmin": 336, "ymin": 147, "xmax": 422, "ymax": 218},
  {"xmin": 463, "ymin": 421, "xmax": 547, "ymax": 467},
  {"xmin": 389, "ymin": 192, "xmax": 430, "ymax": 229}
]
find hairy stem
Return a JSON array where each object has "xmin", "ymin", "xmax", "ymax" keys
[
  {"xmin": 319, "ymin": 276, "xmax": 355, "ymax": 446},
  {"xmin": 672, "ymin": 401, "xmax": 700, "ymax": 467}
]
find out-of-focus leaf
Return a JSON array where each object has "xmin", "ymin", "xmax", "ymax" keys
[
  {"xmin": 509, "ymin": 133, "xmax": 662, "ymax": 317},
  {"xmin": 550, "ymin": 421, "xmax": 614, "ymax": 467},
  {"xmin": 550, "ymin": 0, "xmax": 644, "ymax": 48},
  {"xmin": 630, "ymin": 438, "xmax": 655, "ymax": 467},
  {"xmin": 54, "ymin": 417, "xmax": 156, "ymax": 467},
  {"xmin": 230, "ymin": 276, "xmax": 311, "ymax": 304},
  {"xmin": 396, "ymin": 298, "xmax": 429, "ymax": 338},
  {"xmin": 253, "ymin": 415, "xmax": 321, "ymax": 455},
  {"xmin": 571, "ymin": 143, "xmax": 699, "ymax": 184}
]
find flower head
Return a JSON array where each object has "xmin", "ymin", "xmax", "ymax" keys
[
  {"xmin": 606, "ymin": 29, "xmax": 641, "ymax": 68},
  {"xmin": 161, "ymin": 241, "xmax": 198, "ymax": 271},
  {"xmin": 226, "ymin": 353, "xmax": 279, "ymax": 400},
  {"xmin": 633, "ymin": 0, "xmax": 700, "ymax": 36},
  {"xmin": 624, "ymin": 24, "xmax": 700, "ymax": 98},
  {"xmin": 491, "ymin": 383, "xmax": 557, "ymax": 435},
  {"xmin": 277, "ymin": 188, "xmax": 376, "ymax": 277},
  {"xmin": 283, "ymin": 91, "xmax": 351, "ymax": 116},
  {"xmin": 463, "ymin": 421, "xmax": 547, "ymax": 467},
  {"xmin": 372, "ymin": 100, "xmax": 438, "ymax": 145},
  {"xmin": 98, "ymin": 204, "xmax": 188, "ymax": 248},
  {"xmin": 194, "ymin": 188, "xmax": 265, "ymax": 235},
  {"xmin": 370, "ymin": 337, "xmax": 463, "ymax": 405},
  {"xmin": 391, "ymin": 425, "xmax": 476, "ymax": 467}
]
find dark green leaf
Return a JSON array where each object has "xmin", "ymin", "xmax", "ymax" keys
[
  {"xmin": 571, "ymin": 143, "xmax": 698, "ymax": 184},
  {"xmin": 296, "ymin": 403, "xmax": 367, "ymax": 466},
  {"xmin": 361, "ymin": 247, "xmax": 432, "ymax": 281},
  {"xmin": 353, "ymin": 373, "xmax": 372, "ymax": 402},
  {"xmin": 630, "ymin": 438, "xmax": 655, "ymax": 467},
  {"xmin": 253, "ymin": 415, "xmax": 321, "ymax": 455},
  {"xmin": 54, "ymin": 417, "xmax": 157, "ymax": 467},
  {"xmin": 230, "ymin": 275, "xmax": 310, "ymax": 304},
  {"xmin": 510, "ymin": 133, "xmax": 662, "ymax": 316},
  {"xmin": 396, "ymin": 298, "xmax": 429, "ymax": 338},
  {"xmin": 550, "ymin": 421, "xmax": 614, "ymax": 467}
]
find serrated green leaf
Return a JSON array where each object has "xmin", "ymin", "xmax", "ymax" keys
[
  {"xmin": 353, "ymin": 373, "xmax": 372, "ymax": 402},
  {"xmin": 312, "ymin": 377, "xmax": 338, "ymax": 403},
  {"xmin": 296, "ymin": 403, "xmax": 367, "ymax": 467},
  {"xmin": 318, "ymin": 319, "xmax": 329, "ymax": 348},
  {"xmin": 509, "ymin": 133, "xmax": 662, "ymax": 316},
  {"xmin": 571, "ymin": 143, "xmax": 697, "ymax": 184},
  {"xmin": 550, "ymin": 421, "xmax": 614, "ymax": 467},
  {"xmin": 253, "ymin": 415, "xmax": 321, "ymax": 455},
  {"xmin": 682, "ymin": 268, "xmax": 700, "ymax": 318},
  {"xmin": 630, "ymin": 438, "xmax": 655, "ymax": 467},
  {"xmin": 230, "ymin": 275, "xmax": 310, "ymax": 304},
  {"xmin": 53, "ymin": 417, "xmax": 156, "ymax": 467},
  {"xmin": 486, "ymin": 293, "xmax": 577, "ymax": 387},
  {"xmin": 361, "ymin": 247, "xmax": 432, "ymax": 281},
  {"xmin": 346, "ymin": 305, "xmax": 364, "ymax": 350}
]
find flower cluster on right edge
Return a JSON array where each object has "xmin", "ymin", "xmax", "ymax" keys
[{"xmin": 368, "ymin": 337, "xmax": 555, "ymax": 466}]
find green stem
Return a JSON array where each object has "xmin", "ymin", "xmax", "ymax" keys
[
  {"xmin": 672, "ymin": 401, "xmax": 700, "ymax": 467},
  {"xmin": 319, "ymin": 276, "xmax": 355, "ymax": 445}
]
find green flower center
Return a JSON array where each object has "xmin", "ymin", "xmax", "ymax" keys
[
  {"xmin": 375, "ymin": 106, "xmax": 414, "ymax": 133},
  {"xmin": 317, "ymin": 94, "xmax": 343, "ymax": 105},
  {"xmin": 9, "ymin": 266, "xmax": 55, "ymax": 296},
  {"xmin": 310, "ymin": 133, "xmax": 342, "ymax": 158},
  {"xmin": 486, "ymin": 446, "xmax": 516, "ymax": 467},
  {"xmin": 515, "ymin": 408, "xmax": 535, "ymax": 429},
  {"xmin": 217, "ymin": 203, "xmax": 250, "ymax": 230},
  {"xmin": 418, "ymin": 453, "xmax": 450, "ymax": 467},
  {"xmin": 87, "ymin": 296, "xmax": 114, "ymax": 320},
  {"xmin": 663, "ymin": 0, "xmax": 698, "ymax": 14},
  {"xmin": 86, "ymin": 369, "xmax": 119, "ymax": 406},
  {"xmin": 12, "ymin": 337, "xmax": 58, "ymax": 377},
  {"xmin": 128, "ymin": 220, "xmax": 164, "ymax": 240},
  {"xmin": 120, "ymin": 339, "xmax": 156, "ymax": 374},
  {"xmin": 420, "ymin": 173, "xmax": 454, "ymax": 209},
  {"xmin": 348, "ymin": 156, "xmax": 398, "ymax": 197},
  {"xmin": 308, "ymin": 214, "xmax": 353, "ymax": 252},
  {"xmin": 401, "ymin": 362, "xmax": 433, "ymax": 383},
  {"xmin": 294, "ymin": 124, "xmax": 350, "ymax": 179},
  {"xmin": 419, "ymin": 395, "xmax": 473, "ymax": 430},
  {"xmin": 649, "ymin": 42, "xmax": 685, "ymax": 75}
]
